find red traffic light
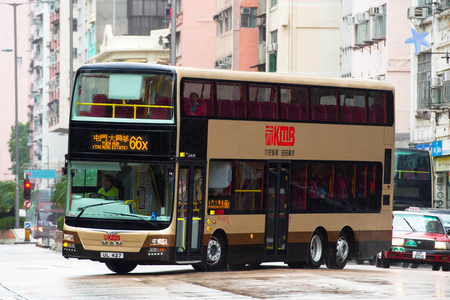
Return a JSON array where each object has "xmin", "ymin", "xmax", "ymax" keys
[{"xmin": 24, "ymin": 182, "xmax": 31, "ymax": 189}]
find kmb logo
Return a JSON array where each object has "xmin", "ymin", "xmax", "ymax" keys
[{"xmin": 265, "ymin": 126, "xmax": 295, "ymax": 146}]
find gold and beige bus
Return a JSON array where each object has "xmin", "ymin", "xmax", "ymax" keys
[{"xmin": 63, "ymin": 62, "xmax": 394, "ymax": 274}]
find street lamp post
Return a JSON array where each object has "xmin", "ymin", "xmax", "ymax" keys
[{"xmin": 8, "ymin": 3, "xmax": 21, "ymax": 229}]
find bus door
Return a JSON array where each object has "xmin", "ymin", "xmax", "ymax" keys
[
  {"xmin": 265, "ymin": 162, "xmax": 290, "ymax": 258},
  {"xmin": 176, "ymin": 164, "xmax": 205, "ymax": 262}
]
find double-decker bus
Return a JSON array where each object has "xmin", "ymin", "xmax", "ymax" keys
[
  {"xmin": 62, "ymin": 62, "xmax": 394, "ymax": 274},
  {"xmin": 394, "ymin": 148, "xmax": 433, "ymax": 210}
]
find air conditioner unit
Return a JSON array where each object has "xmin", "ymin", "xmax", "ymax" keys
[
  {"xmin": 241, "ymin": 7, "xmax": 251, "ymax": 14},
  {"xmin": 431, "ymin": 77, "xmax": 443, "ymax": 88},
  {"xmin": 220, "ymin": 11, "xmax": 228, "ymax": 18},
  {"xmin": 223, "ymin": 57, "xmax": 232, "ymax": 64},
  {"xmin": 257, "ymin": 18, "xmax": 265, "ymax": 26},
  {"xmin": 346, "ymin": 16, "xmax": 358, "ymax": 25},
  {"xmin": 267, "ymin": 43, "xmax": 278, "ymax": 53},
  {"xmin": 407, "ymin": 7, "xmax": 427, "ymax": 19},
  {"xmin": 369, "ymin": 7, "xmax": 381, "ymax": 16},
  {"xmin": 357, "ymin": 12, "xmax": 370, "ymax": 22}
]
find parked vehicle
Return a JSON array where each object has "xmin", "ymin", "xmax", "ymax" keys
[{"xmin": 376, "ymin": 209, "xmax": 450, "ymax": 271}]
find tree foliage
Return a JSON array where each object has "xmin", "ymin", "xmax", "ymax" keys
[
  {"xmin": 8, "ymin": 122, "xmax": 30, "ymax": 181},
  {"xmin": 52, "ymin": 175, "xmax": 67, "ymax": 209},
  {"xmin": 0, "ymin": 180, "xmax": 17, "ymax": 213}
]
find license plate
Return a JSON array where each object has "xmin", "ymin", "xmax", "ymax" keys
[
  {"xmin": 101, "ymin": 252, "xmax": 124, "ymax": 259},
  {"xmin": 412, "ymin": 251, "xmax": 426, "ymax": 259}
]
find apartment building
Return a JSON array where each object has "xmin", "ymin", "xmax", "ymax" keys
[
  {"xmin": 407, "ymin": 0, "xmax": 450, "ymax": 208},
  {"xmin": 0, "ymin": 2, "xmax": 31, "ymax": 181}
]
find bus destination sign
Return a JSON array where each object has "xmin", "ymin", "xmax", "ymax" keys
[{"xmin": 91, "ymin": 132, "xmax": 149, "ymax": 152}]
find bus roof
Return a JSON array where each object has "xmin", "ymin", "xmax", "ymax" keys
[{"xmin": 77, "ymin": 62, "xmax": 394, "ymax": 92}]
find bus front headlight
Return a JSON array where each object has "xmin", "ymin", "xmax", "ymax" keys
[{"xmin": 64, "ymin": 234, "xmax": 74, "ymax": 241}]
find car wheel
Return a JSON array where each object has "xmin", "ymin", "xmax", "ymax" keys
[
  {"xmin": 206, "ymin": 235, "xmax": 227, "ymax": 271},
  {"xmin": 381, "ymin": 257, "xmax": 390, "ymax": 269},
  {"xmin": 327, "ymin": 232, "xmax": 349, "ymax": 269},
  {"xmin": 105, "ymin": 260, "xmax": 137, "ymax": 274},
  {"xmin": 308, "ymin": 233, "xmax": 324, "ymax": 269},
  {"xmin": 442, "ymin": 263, "xmax": 450, "ymax": 272}
]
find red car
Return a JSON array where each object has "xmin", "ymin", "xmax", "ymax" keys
[{"xmin": 377, "ymin": 210, "xmax": 450, "ymax": 271}]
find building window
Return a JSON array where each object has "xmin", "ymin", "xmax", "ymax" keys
[
  {"xmin": 417, "ymin": 53, "xmax": 431, "ymax": 109},
  {"xmin": 128, "ymin": 0, "xmax": 165, "ymax": 35},
  {"xmin": 355, "ymin": 21, "xmax": 369, "ymax": 45},
  {"xmin": 372, "ymin": 5, "xmax": 386, "ymax": 39},
  {"xmin": 271, "ymin": 0, "xmax": 278, "ymax": 7},
  {"xmin": 241, "ymin": 8, "xmax": 257, "ymax": 28},
  {"xmin": 216, "ymin": 8, "xmax": 232, "ymax": 36}
]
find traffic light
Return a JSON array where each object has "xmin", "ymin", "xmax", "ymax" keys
[{"xmin": 23, "ymin": 180, "xmax": 31, "ymax": 199}]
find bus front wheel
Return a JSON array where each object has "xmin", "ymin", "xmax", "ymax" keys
[
  {"xmin": 307, "ymin": 233, "xmax": 324, "ymax": 269},
  {"xmin": 206, "ymin": 235, "xmax": 227, "ymax": 271},
  {"xmin": 105, "ymin": 260, "xmax": 137, "ymax": 274}
]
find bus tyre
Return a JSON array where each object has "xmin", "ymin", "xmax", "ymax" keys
[
  {"xmin": 326, "ymin": 232, "xmax": 349, "ymax": 269},
  {"xmin": 442, "ymin": 263, "xmax": 450, "ymax": 272},
  {"xmin": 206, "ymin": 235, "xmax": 227, "ymax": 271},
  {"xmin": 307, "ymin": 233, "xmax": 324, "ymax": 269},
  {"xmin": 105, "ymin": 260, "xmax": 137, "ymax": 274}
]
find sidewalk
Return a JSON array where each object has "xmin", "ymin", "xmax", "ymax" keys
[
  {"xmin": 0, "ymin": 229, "xmax": 62, "ymax": 251},
  {"xmin": 0, "ymin": 229, "xmax": 38, "ymax": 245}
]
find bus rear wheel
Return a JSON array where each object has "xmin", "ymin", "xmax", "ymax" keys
[
  {"xmin": 307, "ymin": 233, "xmax": 324, "ymax": 269},
  {"xmin": 326, "ymin": 232, "xmax": 349, "ymax": 269},
  {"xmin": 105, "ymin": 260, "xmax": 137, "ymax": 274},
  {"xmin": 206, "ymin": 235, "xmax": 227, "ymax": 271}
]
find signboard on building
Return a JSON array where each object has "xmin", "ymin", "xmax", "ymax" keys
[
  {"xmin": 436, "ymin": 156, "xmax": 450, "ymax": 172},
  {"xmin": 432, "ymin": 140, "xmax": 450, "ymax": 156},
  {"xmin": 415, "ymin": 143, "xmax": 432, "ymax": 151}
]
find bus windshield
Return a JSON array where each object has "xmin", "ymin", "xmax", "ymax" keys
[
  {"xmin": 71, "ymin": 71, "xmax": 174, "ymax": 123},
  {"xmin": 66, "ymin": 161, "xmax": 174, "ymax": 224}
]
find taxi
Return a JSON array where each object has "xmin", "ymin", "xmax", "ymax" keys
[{"xmin": 376, "ymin": 208, "xmax": 450, "ymax": 271}]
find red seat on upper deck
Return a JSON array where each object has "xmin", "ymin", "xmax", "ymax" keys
[
  {"xmin": 89, "ymin": 94, "xmax": 109, "ymax": 117},
  {"xmin": 250, "ymin": 101, "xmax": 261, "ymax": 119},
  {"xmin": 151, "ymin": 96, "xmax": 171, "ymax": 119},
  {"xmin": 218, "ymin": 100, "xmax": 235, "ymax": 118}
]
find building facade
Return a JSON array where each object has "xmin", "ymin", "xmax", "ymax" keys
[
  {"xmin": 408, "ymin": 0, "xmax": 450, "ymax": 208},
  {"xmin": 0, "ymin": 1, "xmax": 32, "ymax": 181}
]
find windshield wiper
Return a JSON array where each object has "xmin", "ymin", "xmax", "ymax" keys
[
  {"xmin": 104, "ymin": 212, "xmax": 157, "ymax": 225},
  {"xmin": 402, "ymin": 217, "xmax": 417, "ymax": 232},
  {"xmin": 76, "ymin": 202, "xmax": 118, "ymax": 219}
]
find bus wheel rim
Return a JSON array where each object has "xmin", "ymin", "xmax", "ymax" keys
[
  {"xmin": 207, "ymin": 238, "xmax": 221, "ymax": 263},
  {"xmin": 310, "ymin": 235, "xmax": 322, "ymax": 263},
  {"xmin": 336, "ymin": 236, "xmax": 349, "ymax": 263}
]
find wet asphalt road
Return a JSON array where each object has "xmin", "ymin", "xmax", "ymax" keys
[{"xmin": 1, "ymin": 244, "xmax": 449, "ymax": 299}]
